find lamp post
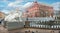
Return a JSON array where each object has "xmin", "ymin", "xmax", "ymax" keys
[
  {"xmin": 25, "ymin": 11, "xmax": 30, "ymax": 28},
  {"xmin": 26, "ymin": 11, "xmax": 28, "ymax": 21}
]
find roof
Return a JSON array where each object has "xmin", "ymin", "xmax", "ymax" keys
[{"xmin": 29, "ymin": 2, "xmax": 52, "ymax": 9}]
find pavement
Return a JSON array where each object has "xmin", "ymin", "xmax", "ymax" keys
[
  {"xmin": 9, "ymin": 28, "xmax": 60, "ymax": 33},
  {"xmin": 0, "ymin": 25, "xmax": 8, "ymax": 33},
  {"xmin": 0, "ymin": 25, "xmax": 60, "ymax": 33}
]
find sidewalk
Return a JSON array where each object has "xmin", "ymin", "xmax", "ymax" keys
[
  {"xmin": 0, "ymin": 25, "xmax": 8, "ymax": 33},
  {"xmin": 9, "ymin": 28, "xmax": 59, "ymax": 33}
]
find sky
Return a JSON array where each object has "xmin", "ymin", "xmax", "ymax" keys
[{"xmin": 0, "ymin": 0, "xmax": 60, "ymax": 14}]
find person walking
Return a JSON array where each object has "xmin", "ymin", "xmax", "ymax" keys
[
  {"xmin": 25, "ymin": 31, "xmax": 28, "ymax": 33},
  {"xmin": 59, "ymin": 31, "xmax": 60, "ymax": 33},
  {"xmin": 36, "ymin": 31, "xmax": 38, "ymax": 33},
  {"xmin": 32, "ymin": 31, "xmax": 34, "ymax": 33},
  {"xmin": 50, "ymin": 31, "xmax": 54, "ymax": 33}
]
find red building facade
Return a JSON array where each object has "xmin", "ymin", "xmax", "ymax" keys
[{"xmin": 22, "ymin": 1, "xmax": 54, "ymax": 18}]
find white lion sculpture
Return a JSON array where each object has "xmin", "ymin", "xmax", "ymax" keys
[{"xmin": 4, "ymin": 10, "xmax": 22, "ymax": 22}]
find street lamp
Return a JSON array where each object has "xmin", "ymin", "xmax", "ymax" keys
[
  {"xmin": 25, "ymin": 11, "xmax": 30, "ymax": 28},
  {"xmin": 26, "ymin": 11, "xmax": 28, "ymax": 21}
]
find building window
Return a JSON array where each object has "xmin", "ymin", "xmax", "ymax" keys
[{"xmin": 40, "ymin": 11, "xmax": 46, "ymax": 17}]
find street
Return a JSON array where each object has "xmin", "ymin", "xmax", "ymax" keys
[{"xmin": 0, "ymin": 25, "xmax": 8, "ymax": 33}]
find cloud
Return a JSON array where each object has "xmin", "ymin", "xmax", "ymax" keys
[
  {"xmin": 8, "ymin": 1, "xmax": 22, "ymax": 7},
  {"xmin": 8, "ymin": 0, "xmax": 35, "ymax": 7},
  {"xmin": 0, "ymin": 0, "xmax": 7, "ymax": 1},
  {"xmin": 8, "ymin": 2, "xmax": 14, "ymax": 7},
  {"xmin": 15, "ymin": 0, "xmax": 25, "ymax": 1},
  {"xmin": 4, "ymin": 0, "xmax": 22, "ymax": 13},
  {"xmin": 8, "ymin": 2, "xmax": 34, "ymax": 11},
  {"xmin": 1, "ymin": 9, "xmax": 10, "ymax": 14},
  {"xmin": 0, "ymin": 0, "xmax": 33, "ymax": 14},
  {"xmin": 52, "ymin": 2, "xmax": 60, "ymax": 6},
  {"xmin": 23, "ymin": 2, "xmax": 33, "ymax": 9},
  {"xmin": 52, "ymin": 2, "xmax": 60, "ymax": 15},
  {"xmin": 3, "ymin": 0, "xmax": 7, "ymax": 1},
  {"xmin": 7, "ymin": 0, "xmax": 24, "ymax": 11},
  {"xmin": 52, "ymin": 2, "xmax": 60, "ymax": 10}
]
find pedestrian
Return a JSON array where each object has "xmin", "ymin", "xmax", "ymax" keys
[
  {"xmin": 50, "ymin": 31, "xmax": 54, "ymax": 33},
  {"xmin": 59, "ymin": 31, "xmax": 60, "ymax": 33},
  {"xmin": 32, "ymin": 31, "xmax": 34, "ymax": 33},
  {"xmin": 0, "ymin": 19, "xmax": 3, "ymax": 24},
  {"xmin": 28, "ymin": 30, "xmax": 31, "ymax": 33},
  {"xmin": 36, "ymin": 31, "xmax": 38, "ymax": 33},
  {"xmin": 0, "ymin": 21, "xmax": 1, "ymax": 24},
  {"xmin": 25, "ymin": 31, "xmax": 28, "ymax": 33}
]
